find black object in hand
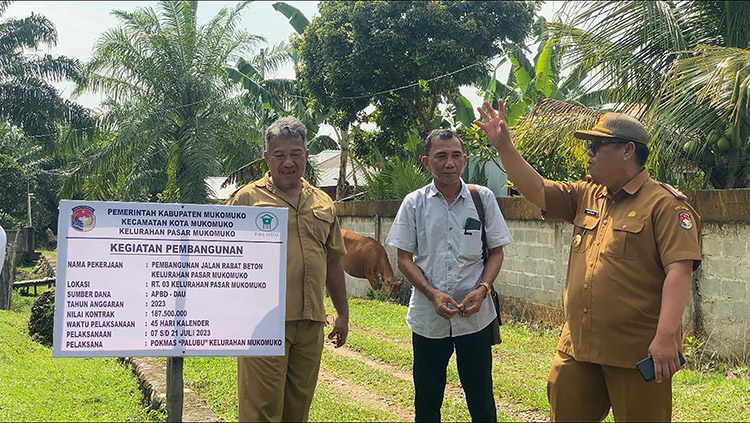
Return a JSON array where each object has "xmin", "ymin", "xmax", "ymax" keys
[{"xmin": 635, "ymin": 352, "xmax": 686, "ymax": 382}]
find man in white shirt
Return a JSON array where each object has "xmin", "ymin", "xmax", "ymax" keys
[{"xmin": 386, "ymin": 129, "xmax": 513, "ymax": 422}]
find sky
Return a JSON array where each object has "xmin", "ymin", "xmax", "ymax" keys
[{"xmin": 7, "ymin": 0, "xmax": 564, "ymax": 116}]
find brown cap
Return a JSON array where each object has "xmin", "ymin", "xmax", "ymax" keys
[{"xmin": 574, "ymin": 113, "xmax": 650, "ymax": 145}]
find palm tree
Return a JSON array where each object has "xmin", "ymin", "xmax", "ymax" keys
[
  {"xmin": 0, "ymin": 121, "xmax": 68, "ymax": 236},
  {"xmin": 520, "ymin": 1, "xmax": 750, "ymax": 188},
  {"xmin": 0, "ymin": 0, "xmax": 92, "ymax": 146},
  {"xmin": 66, "ymin": 1, "xmax": 263, "ymax": 203}
]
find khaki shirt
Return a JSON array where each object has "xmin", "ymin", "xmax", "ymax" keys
[
  {"xmin": 226, "ymin": 172, "xmax": 346, "ymax": 322},
  {"xmin": 543, "ymin": 169, "xmax": 702, "ymax": 368}
]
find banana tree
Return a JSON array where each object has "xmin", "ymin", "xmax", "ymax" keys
[{"xmin": 220, "ymin": 3, "xmax": 328, "ymax": 190}]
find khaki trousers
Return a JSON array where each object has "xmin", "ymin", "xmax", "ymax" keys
[
  {"xmin": 547, "ymin": 350, "xmax": 672, "ymax": 422},
  {"xmin": 238, "ymin": 320, "xmax": 325, "ymax": 422}
]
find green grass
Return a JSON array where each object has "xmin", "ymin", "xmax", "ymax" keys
[
  {"xmin": 14, "ymin": 262, "xmax": 37, "ymax": 279},
  {"xmin": 489, "ymin": 322, "xmax": 558, "ymax": 413},
  {"xmin": 673, "ymin": 368, "xmax": 749, "ymax": 420},
  {"xmin": 321, "ymin": 347, "xmax": 490, "ymax": 422},
  {"xmin": 348, "ymin": 297, "xmax": 413, "ymax": 340},
  {"xmin": 310, "ymin": 383, "xmax": 400, "ymax": 422},
  {"xmin": 171, "ymin": 355, "xmax": 404, "ymax": 422},
  {"xmin": 0, "ymin": 292, "xmax": 149, "ymax": 422},
  {"xmin": 328, "ymin": 298, "xmax": 750, "ymax": 422},
  {"xmin": 7, "ymin": 284, "xmax": 743, "ymax": 422},
  {"xmin": 340, "ymin": 298, "xmax": 553, "ymax": 413},
  {"xmin": 148, "ymin": 297, "xmax": 750, "ymax": 422},
  {"xmin": 178, "ymin": 357, "xmax": 237, "ymax": 422},
  {"xmin": 39, "ymin": 250, "xmax": 57, "ymax": 261}
]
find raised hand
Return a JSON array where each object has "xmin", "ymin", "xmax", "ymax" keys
[{"xmin": 474, "ymin": 99, "xmax": 512, "ymax": 150}]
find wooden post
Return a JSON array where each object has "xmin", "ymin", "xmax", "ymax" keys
[
  {"xmin": 0, "ymin": 231, "xmax": 20, "ymax": 310},
  {"xmin": 166, "ymin": 357, "xmax": 184, "ymax": 422},
  {"xmin": 0, "ymin": 253, "xmax": 11, "ymax": 309}
]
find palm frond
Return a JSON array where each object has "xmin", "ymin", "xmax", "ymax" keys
[
  {"xmin": 252, "ymin": 41, "xmax": 293, "ymax": 75},
  {"xmin": 647, "ymin": 45, "xmax": 750, "ymax": 188},
  {"xmin": 221, "ymin": 158, "xmax": 266, "ymax": 189},
  {"xmin": 12, "ymin": 54, "xmax": 82, "ymax": 83},
  {"xmin": 510, "ymin": 98, "xmax": 600, "ymax": 181},
  {"xmin": 69, "ymin": 0, "xmax": 261, "ymax": 202},
  {"xmin": 0, "ymin": 13, "xmax": 57, "ymax": 54}
]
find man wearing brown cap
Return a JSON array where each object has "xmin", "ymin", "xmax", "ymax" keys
[{"xmin": 475, "ymin": 100, "xmax": 702, "ymax": 422}]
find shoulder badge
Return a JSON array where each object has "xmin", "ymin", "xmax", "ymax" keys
[
  {"xmin": 678, "ymin": 211, "xmax": 694, "ymax": 230},
  {"xmin": 659, "ymin": 182, "xmax": 687, "ymax": 200}
]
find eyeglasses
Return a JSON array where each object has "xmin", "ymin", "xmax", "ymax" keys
[{"xmin": 587, "ymin": 139, "xmax": 630, "ymax": 154}]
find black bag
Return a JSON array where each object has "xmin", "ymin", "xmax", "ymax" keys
[{"xmin": 467, "ymin": 185, "xmax": 502, "ymax": 345}]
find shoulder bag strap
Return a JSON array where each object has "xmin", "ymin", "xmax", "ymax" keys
[{"xmin": 467, "ymin": 184, "xmax": 488, "ymax": 264}]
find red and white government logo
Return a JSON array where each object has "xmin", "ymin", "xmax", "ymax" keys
[{"xmin": 71, "ymin": 205, "xmax": 96, "ymax": 232}]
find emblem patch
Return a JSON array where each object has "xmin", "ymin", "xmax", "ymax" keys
[
  {"xmin": 627, "ymin": 210, "xmax": 637, "ymax": 218},
  {"xmin": 255, "ymin": 212, "xmax": 279, "ymax": 232},
  {"xmin": 71, "ymin": 205, "xmax": 96, "ymax": 232},
  {"xmin": 678, "ymin": 212, "xmax": 693, "ymax": 230}
]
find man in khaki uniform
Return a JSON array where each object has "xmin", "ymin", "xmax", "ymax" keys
[
  {"xmin": 475, "ymin": 101, "xmax": 701, "ymax": 422},
  {"xmin": 227, "ymin": 117, "xmax": 349, "ymax": 422}
]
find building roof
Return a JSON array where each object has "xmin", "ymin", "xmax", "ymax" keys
[
  {"xmin": 205, "ymin": 177, "xmax": 237, "ymax": 201},
  {"xmin": 206, "ymin": 150, "xmax": 368, "ymax": 201},
  {"xmin": 310, "ymin": 149, "xmax": 367, "ymax": 188}
]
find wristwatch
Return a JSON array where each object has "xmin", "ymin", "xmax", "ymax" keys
[{"xmin": 479, "ymin": 282, "xmax": 492, "ymax": 298}]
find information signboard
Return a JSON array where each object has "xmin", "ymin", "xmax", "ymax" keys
[{"xmin": 53, "ymin": 200, "xmax": 287, "ymax": 357}]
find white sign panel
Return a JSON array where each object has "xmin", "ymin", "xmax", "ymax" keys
[{"xmin": 53, "ymin": 200, "xmax": 287, "ymax": 357}]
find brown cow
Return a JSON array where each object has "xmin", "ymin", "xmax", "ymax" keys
[{"xmin": 340, "ymin": 229, "xmax": 402, "ymax": 298}]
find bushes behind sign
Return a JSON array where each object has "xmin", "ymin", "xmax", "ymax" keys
[{"xmin": 29, "ymin": 289, "xmax": 55, "ymax": 346}]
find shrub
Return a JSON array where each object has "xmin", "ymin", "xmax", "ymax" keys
[{"xmin": 28, "ymin": 289, "xmax": 55, "ymax": 346}]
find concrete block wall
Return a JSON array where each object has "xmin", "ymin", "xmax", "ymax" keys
[
  {"xmin": 336, "ymin": 189, "xmax": 750, "ymax": 360},
  {"xmin": 498, "ymin": 220, "xmax": 564, "ymax": 306},
  {"xmin": 695, "ymin": 222, "xmax": 750, "ymax": 358}
]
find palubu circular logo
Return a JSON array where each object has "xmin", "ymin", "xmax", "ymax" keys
[
  {"xmin": 71, "ymin": 205, "xmax": 96, "ymax": 232},
  {"xmin": 255, "ymin": 211, "xmax": 279, "ymax": 232}
]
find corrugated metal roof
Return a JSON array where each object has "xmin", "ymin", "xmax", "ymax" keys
[
  {"xmin": 206, "ymin": 150, "xmax": 368, "ymax": 199},
  {"xmin": 205, "ymin": 177, "xmax": 238, "ymax": 201},
  {"xmin": 310, "ymin": 150, "xmax": 367, "ymax": 188}
]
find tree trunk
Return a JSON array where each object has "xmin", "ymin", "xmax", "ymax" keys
[
  {"xmin": 336, "ymin": 129, "xmax": 350, "ymax": 200},
  {"xmin": 0, "ymin": 253, "xmax": 13, "ymax": 310}
]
